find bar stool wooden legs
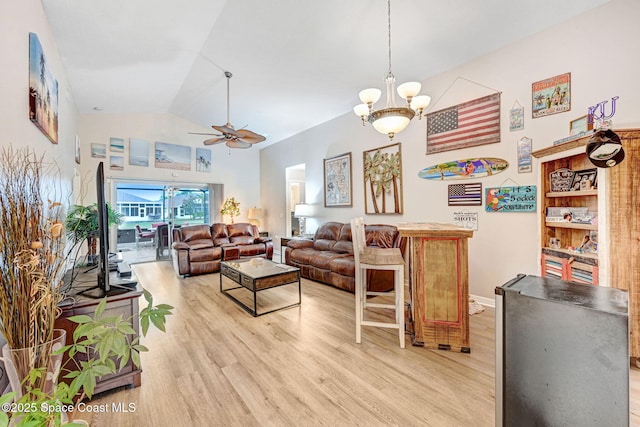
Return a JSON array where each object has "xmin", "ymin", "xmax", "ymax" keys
[{"xmin": 351, "ymin": 217, "xmax": 405, "ymax": 348}]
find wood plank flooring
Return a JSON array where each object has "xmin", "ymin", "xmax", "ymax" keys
[{"xmin": 72, "ymin": 261, "xmax": 640, "ymax": 426}]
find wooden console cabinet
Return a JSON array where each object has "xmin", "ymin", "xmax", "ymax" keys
[
  {"xmin": 55, "ymin": 284, "xmax": 143, "ymax": 395},
  {"xmin": 398, "ymin": 222, "xmax": 473, "ymax": 352}
]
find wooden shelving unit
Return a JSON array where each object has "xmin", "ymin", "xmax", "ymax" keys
[{"xmin": 532, "ymin": 134, "xmax": 599, "ymax": 285}]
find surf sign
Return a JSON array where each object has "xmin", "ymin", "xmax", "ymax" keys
[{"xmin": 418, "ymin": 157, "xmax": 509, "ymax": 180}]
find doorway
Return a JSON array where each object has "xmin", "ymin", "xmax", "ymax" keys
[{"xmin": 285, "ymin": 164, "xmax": 306, "ymax": 237}]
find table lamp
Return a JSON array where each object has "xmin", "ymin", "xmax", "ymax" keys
[
  {"xmin": 248, "ymin": 207, "xmax": 264, "ymax": 230},
  {"xmin": 294, "ymin": 203, "xmax": 310, "ymax": 236}
]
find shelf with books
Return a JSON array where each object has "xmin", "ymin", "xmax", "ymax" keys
[{"xmin": 532, "ymin": 135, "xmax": 599, "ymax": 284}]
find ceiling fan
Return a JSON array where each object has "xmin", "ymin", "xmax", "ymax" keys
[{"xmin": 189, "ymin": 71, "xmax": 266, "ymax": 149}]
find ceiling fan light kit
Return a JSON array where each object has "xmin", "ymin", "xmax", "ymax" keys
[
  {"xmin": 190, "ymin": 70, "xmax": 266, "ymax": 149},
  {"xmin": 354, "ymin": 0, "xmax": 431, "ymax": 140}
]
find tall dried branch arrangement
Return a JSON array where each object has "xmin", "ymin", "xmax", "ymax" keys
[{"xmin": 0, "ymin": 146, "xmax": 66, "ymax": 352}]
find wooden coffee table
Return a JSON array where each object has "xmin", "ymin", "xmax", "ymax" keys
[{"xmin": 220, "ymin": 259, "xmax": 301, "ymax": 316}]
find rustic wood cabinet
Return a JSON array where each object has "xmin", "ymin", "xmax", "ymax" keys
[
  {"xmin": 55, "ymin": 284, "xmax": 143, "ymax": 395},
  {"xmin": 398, "ymin": 222, "xmax": 473, "ymax": 352},
  {"xmin": 533, "ymin": 128, "xmax": 640, "ymax": 358}
]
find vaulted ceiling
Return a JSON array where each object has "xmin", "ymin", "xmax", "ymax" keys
[{"xmin": 42, "ymin": 0, "xmax": 609, "ymax": 147}]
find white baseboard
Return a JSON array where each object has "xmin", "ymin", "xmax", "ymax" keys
[{"xmin": 470, "ymin": 293, "xmax": 495, "ymax": 308}]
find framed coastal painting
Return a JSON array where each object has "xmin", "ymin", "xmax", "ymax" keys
[
  {"xmin": 28, "ymin": 33, "xmax": 59, "ymax": 144},
  {"xmin": 323, "ymin": 152, "xmax": 352, "ymax": 207},
  {"xmin": 363, "ymin": 143, "xmax": 403, "ymax": 214},
  {"xmin": 129, "ymin": 138, "xmax": 149, "ymax": 166}
]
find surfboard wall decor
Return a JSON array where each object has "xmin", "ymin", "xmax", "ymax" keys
[{"xmin": 418, "ymin": 157, "xmax": 509, "ymax": 180}]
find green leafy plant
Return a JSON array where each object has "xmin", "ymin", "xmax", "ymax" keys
[
  {"xmin": 65, "ymin": 203, "xmax": 123, "ymax": 243},
  {"xmin": 0, "ymin": 290, "xmax": 173, "ymax": 427}
]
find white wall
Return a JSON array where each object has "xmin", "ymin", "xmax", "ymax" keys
[
  {"xmin": 0, "ymin": 0, "xmax": 78, "ymax": 199},
  {"xmin": 260, "ymin": 0, "xmax": 640, "ymax": 300},
  {"xmin": 77, "ymin": 113, "xmax": 261, "ymax": 222}
]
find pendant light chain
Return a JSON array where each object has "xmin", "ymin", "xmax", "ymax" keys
[{"xmin": 387, "ymin": 0, "xmax": 392, "ymax": 76}]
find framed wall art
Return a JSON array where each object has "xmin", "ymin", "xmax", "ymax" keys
[
  {"xmin": 532, "ymin": 72, "xmax": 571, "ymax": 118},
  {"xmin": 91, "ymin": 143, "xmax": 106, "ymax": 158},
  {"xmin": 323, "ymin": 152, "xmax": 352, "ymax": 207},
  {"xmin": 28, "ymin": 33, "xmax": 59, "ymax": 144},
  {"xmin": 129, "ymin": 138, "xmax": 149, "ymax": 166},
  {"xmin": 363, "ymin": 143, "xmax": 403, "ymax": 214},
  {"xmin": 155, "ymin": 141, "xmax": 191, "ymax": 170},
  {"xmin": 569, "ymin": 115, "xmax": 594, "ymax": 135}
]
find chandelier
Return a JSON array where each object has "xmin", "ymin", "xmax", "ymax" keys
[{"xmin": 353, "ymin": 0, "xmax": 431, "ymax": 140}]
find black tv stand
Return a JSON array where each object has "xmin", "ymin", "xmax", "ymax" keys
[{"xmin": 78, "ymin": 281, "xmax": 138, "ymax": 299}]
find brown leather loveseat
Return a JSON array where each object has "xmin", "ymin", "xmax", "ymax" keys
[
  {"xmin": 285, "ymin": 221, "xmax": 405, "ymax": 292},
  {"xmin": 171, "ymin": 223, "xmax": 273, "ymax": 277}
]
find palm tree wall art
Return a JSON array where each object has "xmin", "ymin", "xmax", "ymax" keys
[{"xmin": 363, "ymin": 143, "xmax": 403, "ymax": 214}]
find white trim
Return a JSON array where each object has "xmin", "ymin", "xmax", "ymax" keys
[{"xmin": 470, "ymin": 293, "xmax": 495, "ymax": 308}]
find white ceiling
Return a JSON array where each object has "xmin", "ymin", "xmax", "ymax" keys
[{"xmin": 42, "ymin": 0, "xmax": 609, "ymax": 147}]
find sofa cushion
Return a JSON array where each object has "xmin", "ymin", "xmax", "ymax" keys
[
  {"xmin": 333, "ymin": 224, "xmax": 353, "ymax": 254},
  {"xmin": 309, "ymin": 251, "xmax": 348, "ymax": 270},
  {"xmin": 329, "ymin": 255, "xmax": 355, "ymax": 276},
  {"xmin": 227, "ymin": 223, "xmax": 254, "ymax": 238},
  {"xmin": 189, "ymin": 246, "xmax": 221, "ymax": 263},
  {"xmin": 313, "ymin": 239, "xmax": 336, "ymax": 251},
  {"xmin": 213, "ymin": 237, "xmax": 231, "ymax": 246},
  {"xmin": 180, "ymin": 225, "xmax": 212, "ymax": 242},
  {"xmin": 187, "ymin": 239, "xmax": 215, "ymax": 250},
  {"xmin": 366, "ymin": 224, "xmax": 399, "ymax": 248},
  {"xmin": 314, "ymin": 222, "xmax": 342, "ymax": 240},
  {"xmin": 238, "ymin": 243, "xmax": 267, "ymax": 257},
  {"xmin": 289, "ymin": 247, "xmax": 321, "ymax": 265},
  {"xmin": 231, "ymin": 235, "xmax": 254, "ymax": 245}
]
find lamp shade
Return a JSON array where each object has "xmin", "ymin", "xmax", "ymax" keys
[
  {"xmin": 294, "ymin": 203, "xmax": 310, "ymax": 218},
  {"xmin": 248, "ymin": 207, "xmax": 263, "ymax": 220},
  {"xmin": 359, "ymin": 88, "xmax": 382, "ymax": 105},
  {"xmin": 397, "ymin": 81, "xmax": 421, "ymax": 100}
]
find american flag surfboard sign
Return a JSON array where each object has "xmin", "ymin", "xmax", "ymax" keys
[{"xmin": 426, "ymin": 93, "xmax": 501, "ymax": 154}]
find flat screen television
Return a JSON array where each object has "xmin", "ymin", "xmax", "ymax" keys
[{"xmin": 80, "ymin": 162, "xmax": 136, "ymax": 298}]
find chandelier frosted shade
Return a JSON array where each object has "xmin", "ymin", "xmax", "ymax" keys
[
  {"xmin": 370, "ymin": 107, "xmax": 414, "ymax": 137},
  {"xmin": 397, "ymin": 81, "xmax": 421, "ymax": 100},
  {"xmin": 359, "ymin": 88, "xmax": 382, "ymax": 105}
]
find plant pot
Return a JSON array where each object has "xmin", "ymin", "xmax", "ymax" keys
[{"xmin": 0, "ymin": 329, "xmax": 66, "ymax": 398}]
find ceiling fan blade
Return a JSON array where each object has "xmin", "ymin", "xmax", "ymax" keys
[
  {"xmin": 236, "ymin": 129, "xmax": 266, "ymax": 144},
  {"xmin": 203, "ymin": 137, "xmax": 226, "ymax": 145},
  {"xmin": 212, "ymin": 124, "xmax": 241, "ymax": 138},
  {"xmin": 188, "ymin": 131, "xmax": 220, "ymax": 136},
  {"xmin": 225, "ymin": 140, "xmax": 251, "ymax": 149}
]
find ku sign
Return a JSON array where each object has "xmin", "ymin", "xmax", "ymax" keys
[{"xmin": 588, "ymin": 96, "xmax": 619, "ymax": 124}]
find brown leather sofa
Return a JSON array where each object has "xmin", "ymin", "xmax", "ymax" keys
[
  {"xmin": 285, "ymin": 221, "xmax": 405, "ymax": 292},
  {"xmin": 171, "ymin": 223, "xmax": 273, "ymax": 276}
]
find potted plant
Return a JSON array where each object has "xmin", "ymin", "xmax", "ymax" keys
[
  {"xmin": 0, "ymin": 147, "xmax": 173, "ymax": 426},
  {"xmin": 0, "ymin": 147, "xmax": 67, "ymax": 396},
  {"xmin": 220, "ymin": 197, "xmax": 240, "ymax": 224},
  {"xmin": 65, "ymin": 203, "xmax": 123, "ymax": 265}
]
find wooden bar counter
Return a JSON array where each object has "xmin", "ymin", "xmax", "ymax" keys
[{"xmin": 397, "ymin": 222, "xmax": 473, "ymax": 352}]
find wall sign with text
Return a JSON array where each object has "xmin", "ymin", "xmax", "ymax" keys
[{"xmin": 485, "ymin": 186, "xmax": 537, "ymax": 212}]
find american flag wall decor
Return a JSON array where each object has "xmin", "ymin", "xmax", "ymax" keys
[
  {"xmin": 426, "ymin": 93, "xmax": 501, "ymax": 154},
  {"xmin": 448, "ymin": 183, "xmax": 483, "ymax": 206}
]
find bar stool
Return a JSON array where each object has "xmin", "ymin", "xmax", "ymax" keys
[{"xmin": 350, "ymin": 217, "xmax": 405, "ymax": 348}]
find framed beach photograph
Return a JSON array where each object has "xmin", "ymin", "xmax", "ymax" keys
[
  {"xmin": 363, "ymin": 143, "xmax": 403, "ymax": 214},
  {"xmin": 129, "ymin": 138, "xmax": 149, "ymax": 166},
  {"xmin": 154, "ymin": 141, "xmax": 191, "ymax": 170},
  {"xmin": 323, "ymin": 152, "xmax": 352, "ymax": 207},
  {"xmin": 91, "ymin": 143, "xmax": 106, "ymax": 158},
  {"xmin": 110, "ymin": 137, "xmax": 125, "ymax": 152},
  {"xmin": 28, "ymin": 33, "xmax": 59, "ymax": 144},
  {"xmin": 196, "ymin": 148, "xmax": 212, "ymax": 172}
]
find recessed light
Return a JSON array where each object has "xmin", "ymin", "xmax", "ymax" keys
[{"xmin": 93, "ymin": 106, "xmax": 103, "ymax": 111}]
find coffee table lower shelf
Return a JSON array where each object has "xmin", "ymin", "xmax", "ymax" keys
[{"xmin": 220, "ymin": 260, "xmax": 301, "ymax": 317}]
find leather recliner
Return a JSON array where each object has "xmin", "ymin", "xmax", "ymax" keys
[{"xmin": 171, "ymin": 223, "xmax": 273, "ymax": 277}]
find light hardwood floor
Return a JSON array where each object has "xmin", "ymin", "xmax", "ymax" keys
[{"xmin": 73, "ymin": 261, "xmax": 640, "ymax": 426}]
